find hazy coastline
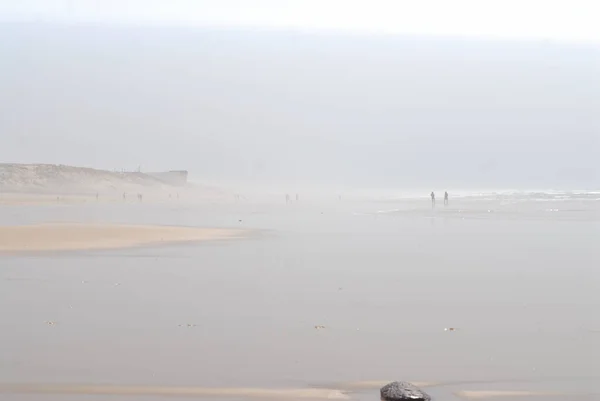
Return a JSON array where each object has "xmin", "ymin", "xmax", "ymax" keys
[
  {"xmin": 1, "ymin": 12, "xmax": 598, "ymax": 400},
  {"xmin": 1, "ymin": 179, "xmax": 597, "ymax": 400}
]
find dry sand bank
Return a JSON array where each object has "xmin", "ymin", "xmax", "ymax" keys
[{"xmin": 0, "ymin": 224, "xmax": 244, "ymax": 252}]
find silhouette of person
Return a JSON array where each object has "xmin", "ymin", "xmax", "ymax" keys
[
  {"xmin": 444, "ymin": 191, "xmax": 449, "ymax": 206},
  {"xmin": 285, "ymin": 194, "xmax": 290, "ymax": 204},
  {"xmin": 431, "ymin": 191, "xmax": 435, "ymax": 207}
]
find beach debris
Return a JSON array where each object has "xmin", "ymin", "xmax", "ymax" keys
[
  {"xmin": 45, "ymin": 321, "xmax": 56, "ymax": 326},
  {"xmin": 178, "ymin": 324, "xmax": 197, "ymax": 327},
  {"xmin": 314, "ymin": 325, "xmax": 326, "ymax": 330},
  {"xmin": 444, "ymin": 327, "xmax": 458, "ymax": 332},
  {"xmin": 114, "ymin": 282, "xmax": 121, "ymax": 286},
  {"xmin": 380, "ymin": 381, "xmax": 431, "ymax": 401}
]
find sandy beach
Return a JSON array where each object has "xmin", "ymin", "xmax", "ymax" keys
[
  {"xmin": 0, "ymin": 197, "xmax": 597, "ymax": 401},
  {"xmin": 0, "ymin": 223, "xmax": 244, "ymax": 252},
  {"xmin": 0, "ymin": 384, "xmax": 349, "ymax": 399},
  {"xmin": 0, "ymin": 193, "xmax": 92, "ymax": 206},
  {"xmin": 2, "ymin": 14, "xmax": 598, "ymax": 400}
]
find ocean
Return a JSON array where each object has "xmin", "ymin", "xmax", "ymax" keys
[{"xmin": 1, "ymin": 191, "xmax": 598, "ymax": 400}]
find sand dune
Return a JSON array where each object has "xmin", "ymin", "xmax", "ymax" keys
[
  {"xmin": 0, "ymin": 163, "xmax": 231, "ymax": 203},
  {"xmin": 0, "ymin": 224, "xmax": 244, "ymax": 252},
  {"xmin": 0, "ymin": 163, "xmax": 172, "ymax": 193}
]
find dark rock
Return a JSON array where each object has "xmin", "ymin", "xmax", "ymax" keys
[{"xmin": 380, "ymin": 381, "xmax": 431, "ymax": 401}]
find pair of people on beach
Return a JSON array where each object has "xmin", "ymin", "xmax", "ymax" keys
[
  {"xmin": 431, "ymin": 191, "xmax": 449, "ymax": 206},
  {"xmin": 285, "ymin": 194, "xmax": 299, "ymax": 204}
]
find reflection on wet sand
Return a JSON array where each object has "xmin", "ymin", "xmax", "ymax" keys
[
  {"xmin": 0, "ymin": 196, "xmax": 597, "ymax": 401},
  {"xmin": 455, "ymin": 390, "xmax": 575, "ymax": 399},
  {"xmin": 0, "ymin": 384, "xmax": 348, "ymax": 399},
  {"xmin": 0, "ymin": 381, "xmax": 594, "ymax": 400}
]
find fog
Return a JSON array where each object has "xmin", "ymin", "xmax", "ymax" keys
[
  {"xmin": 1, "ymin": 17, "xmax": 599, "ymax": 401},
  {"xmin": 1, "ymin": 23, "xmax": 598, "ymax": 192}
]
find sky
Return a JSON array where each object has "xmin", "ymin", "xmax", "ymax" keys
[
  {"xmin": 1, "ymin": 0, "xmax": 599, "ymax": 42},
  {"xmin": 0, "ymin": 1, "xmax": 598, "ymax": 191}
]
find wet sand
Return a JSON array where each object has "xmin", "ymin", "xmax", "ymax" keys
[
  {"xmin": 0, "ymin": 196, "xmax": 598, "ymax": 400},
  {"xmin": 0, "ymin": 383, "xmax": 348, "ymax": 399},
  {"xmin": 0, "ymin": 224, "xmax": 243, "ymax": 252},
  {"xmin": 0, "ymin": 193, "xmax": 92, "ymax": 206}
]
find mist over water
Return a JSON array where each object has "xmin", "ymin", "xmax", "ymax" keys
[
  {"xmin": 1, "ymin": 23, "xmax": 598, "ymax": 192},
  {"xmin": 1, "ymin": 193, "xmax": 599, "ymax": 400},
  {"xmin": 0, "ymin": 18, "xmax": 598, "ymax": 401}
]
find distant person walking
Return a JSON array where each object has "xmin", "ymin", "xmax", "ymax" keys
[
  {"xmin": 431, "ymin": 191, "xmax": 435, "ymax": 207},
  {"xmin": 444, "ymin": 191, "xmax": 449, "ymax": 206},
  {"xmin": 285, "ymin": 194, "xmax": 290, "ymax": 204}
]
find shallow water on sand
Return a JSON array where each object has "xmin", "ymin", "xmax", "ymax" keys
[{"xmin": 1, "ymin": 196, "xmax": 598, "ymax": 400}]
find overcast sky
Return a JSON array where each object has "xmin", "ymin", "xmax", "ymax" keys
[
  {"xmin": 0, "ymin": 1, "xmax": 598, "ymax": 190},
  {"xmin": 1, "ymin": 0, "xmax": 599, "ymax": 42}
]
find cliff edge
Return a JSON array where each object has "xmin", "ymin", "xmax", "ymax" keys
[{"xmin": 0, "ymin": 164, "xmax": 187, "ymax": 195}]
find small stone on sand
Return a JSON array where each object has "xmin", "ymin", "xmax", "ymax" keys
[{"xmin": 380, "ymin": 381, "xmax": 431, "ymax": 401}]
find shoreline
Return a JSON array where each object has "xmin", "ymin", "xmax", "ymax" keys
[
  {"xmin": 0, "ymin": 382, "xmax": 586, "ymax": 399},
  {"xmin": 0, "ymin": 223, "xmax": 244, "ymax": 253}
]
